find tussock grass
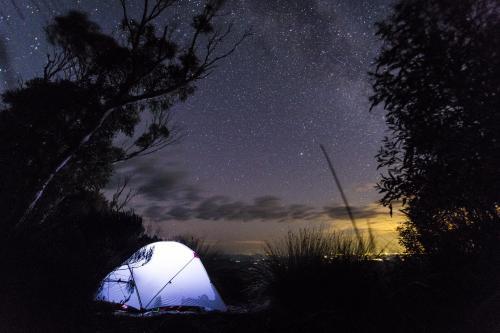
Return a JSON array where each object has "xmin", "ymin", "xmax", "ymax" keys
[
  {"xmin": 249, "ymin": 227, "xmax": 383, "ymax": 314},
  {"xmin": 264, "ymin": 227, "xmax": 376, "ymax": 263}
]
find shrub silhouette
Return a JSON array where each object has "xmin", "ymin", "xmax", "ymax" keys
[
  {"xmin": 250, "ymin": 228, "xmax": 382, "ymax": 315},
  {"xmin": 370, "ymin": 0, "xmax": 500, "ymax": 255},
  {"xmin": 0, "ymin": 192, "xmax": 157, "ymax": 331}
]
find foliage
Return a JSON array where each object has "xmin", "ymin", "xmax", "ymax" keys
[
  {"xmin": 0, "ymin": 1, "xmax": 246, "ymax": 329},
  {"xmin": 370, "ymin": 0, "xmax": 500, "ymax": 254},
  {"xmin": 0, "ymin": 191, "xmax": 157, "ymax": 330},
  {"xmin": 244, "ymin": 228, "xmax": 499, "ymax": 332},
  {"xmin": 264, "ymin": 227, "xmax": 375, "ymax": 264},
  {"xmin": 0, "ymin": 0, "xmax": 248, "ymax": 230},
  {"xmin": 249, "ymin": 228, "xmax": 382, "ymax": 314}
]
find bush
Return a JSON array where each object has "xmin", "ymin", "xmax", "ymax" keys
[
  {"xmin": 0, "ymin": 192, "xmax": 156, "ymax": 331},
  {"xmin": 249, "ymin": 228, "xmax": 384, "ymax": 315}
]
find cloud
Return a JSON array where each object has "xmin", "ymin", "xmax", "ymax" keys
[
  {"xmin": 167, "ymin": 205, "xmax": 193, "ymax": 221},
  {"xmin": 323, "ymin": 205, "xmax": 381, "ymax": 220},
  {"xmin": 134, "ymin": 178, "xmax": 388, "ymax": 223},
  {"xmin": 137, "ymin": 170, "xmax": 186, "ymax": 200},
  {"xmin": 143, "ymin": 205, "xmax": 167, "ymax": 222},
  {"xmin": 146, "ymin": 195, "xmax": 321, "ymax": 222},
  {"xmin": 106, "ymin": 157, "xmax": 390, "ymax": 224},
  {"xmin": 288, "ymin": 204, "xmax": 317, "ymax": 219},
  {"xmin": 354, "ymin": 182, "xmax": 377, "ymax": 193},
  {"xmin": 146, "ymin": 199, "xmax": 390, "ymax": 223},
  {"xmin": 106, "ymin": 157, "xmax": 197, "ymax": 203}
]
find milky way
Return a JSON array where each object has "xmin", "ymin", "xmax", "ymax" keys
[{"xmin": 0, "ymin": 0, "xmax": 401, "ymax": 253}]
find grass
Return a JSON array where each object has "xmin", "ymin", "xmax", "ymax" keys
[
  {"xmin": 2, "ymin": 230, "xmax": 498, "ymax": 332},
  {"xmin": 264, "ymin": 227, "xmax": 376, "ymax": 262},
  {"xmin": 248, "ymin": 228, "xmax": 384, "ymax": 316}
]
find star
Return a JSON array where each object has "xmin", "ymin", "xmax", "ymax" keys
[{"xmin": 0, "ymin": 0, "xmax": 394, "ymax": 253}]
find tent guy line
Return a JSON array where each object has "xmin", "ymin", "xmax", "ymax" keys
[
  {"xmin": 96, "ymin": 241, "xmax": 227, "ymax": 313},
  {"xmin": 143, "ymin": 255, "xmax": 197, "ymax": 309}
]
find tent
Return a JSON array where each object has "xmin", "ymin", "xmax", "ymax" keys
[{"xmin": 96, "ymin": 241, "xmax": 227, "ymax": 312}]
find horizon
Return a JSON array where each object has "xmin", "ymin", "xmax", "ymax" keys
[{"xmin": 1, "ymin": 0, "xmax": 397, "ymax": 253}]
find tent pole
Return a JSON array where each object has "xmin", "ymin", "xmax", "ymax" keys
[{"xmin": 127, "ymin": 263, "xmax": 144, "ymax": 310}]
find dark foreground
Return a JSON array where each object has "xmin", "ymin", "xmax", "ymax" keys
[
  {"xmin": 94, "ymin": 302, "xmax": 500, "ymax": 333},
  {"xmin": 1, "ymin": 254, "xmax": 499, "ymax": 333}
]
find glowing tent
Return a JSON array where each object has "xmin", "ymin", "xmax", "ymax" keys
[{"xmin": 96, "ymin": 241, "xmax": 227, "ymax": 312}]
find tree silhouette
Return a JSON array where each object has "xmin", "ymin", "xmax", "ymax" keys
[
  {"xmin": 370, "ymin": 0, "xmax": 499, "ymax": 254},
  {"xmin": 0, "ymin": 0, "xmax": 248, "ymax": 231},
  {"xmin": 0, "ymin": 2, "xmax": 247, "ymax": 327}
]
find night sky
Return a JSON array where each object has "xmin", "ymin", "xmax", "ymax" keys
[{"xmin": 0, "ymin": 0, "xmax": 403, "ymax": 253}]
